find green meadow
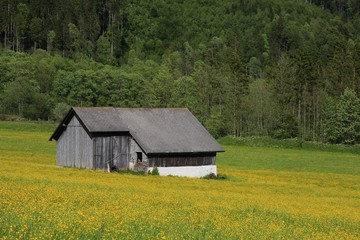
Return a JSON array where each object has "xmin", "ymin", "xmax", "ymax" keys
[{"xmin": 0, "ymin": 121, "xmax": 359, "ymax": 239}]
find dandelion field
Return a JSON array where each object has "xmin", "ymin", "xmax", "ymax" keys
[{"xmin": 0, "ymin": 121, "xmax": 359, "ymax": 239}]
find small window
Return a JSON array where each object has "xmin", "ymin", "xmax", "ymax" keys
[{"xmin": 137, "ymin": 152, "xmax": 143, "ymax": 163}]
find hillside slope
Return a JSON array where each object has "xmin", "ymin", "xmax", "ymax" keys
[{"xmin": 1, "ymin": 0, "xmax": 360, "ymax": 142}]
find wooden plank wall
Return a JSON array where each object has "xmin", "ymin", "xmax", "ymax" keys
[
  {"xmin": 149, "ymin": 155, "xmax": 216, "ymax": 167},
  {"xmin": 56, "ymin": 116, "xmax": 93, "ymax": 168},
  {"xmin": 94, "ymin": 136, "xmax": 130, "ymax": 170},
  {"xmin": 117, "ymin": 136, "xmax": 130, "ymax": 169},
  {"xmin": 129, "ymin": 137, "xmax": 148, "ymax": 170}
]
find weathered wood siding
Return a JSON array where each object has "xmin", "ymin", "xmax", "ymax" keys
[
  {"xmin": 56, "ymin": 116, "xmax": 218, "ymax": 172},
  {"xmin": 56, "ymin": 116, "xmax": 93, "ymax": 168},
  {"xmin": 149, "ymin": 155, "xmax": 216, "ymax": 167},
  {"xmin": 93, "ymin": 136, "xmax": 130, "ymax": 170},
  {"xmin": 129, "ymin": 137, "xmax": 148, "ymax": 171}
]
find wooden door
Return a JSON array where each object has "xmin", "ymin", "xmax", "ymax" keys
[
  {"xmin": 94, "ymin": 136, "xmax": 130, "ymax": 171},
  {"xmin": 112, "ymin": 136, "xmax": 129, "ymax": 170}
]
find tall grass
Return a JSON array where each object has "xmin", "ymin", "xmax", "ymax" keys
[{"xmin": 0, "ymin": 122, "xmax": 359, "ymax": 239}]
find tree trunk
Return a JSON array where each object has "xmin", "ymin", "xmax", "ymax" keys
[
  {"xmin": 4, "ymin": 28, "xmax": 7, "ymax": 49},
  {"xmin": 11, "ymin": 14, "xmax": 14, "ymax": 51},
  {"xmin": 298, "ymin": 98, "xmax": 301, "ymax": 125},
  {"xmin": 313, "ymin": 93, "xmax": 316, "ymax": 140},
  {"xmin": 111, "ymin": 12, "xmax": 114, "ymax": 57},
  {"xmin": 233, "ymin": 108, "xmax": 236, "ymax": 137},
  {"xmin": 47, "ymin": 37, "xmax": 50, "ymax": 52},
  {"xmin": 303, "ymin": 100, "xmax": 306, "ymax": 138}
]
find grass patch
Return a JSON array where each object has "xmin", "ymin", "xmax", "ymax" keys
[
  {"xmin": 219, "ymin": 135, "xmax": 360, "ymax": 154},
  {"xmin": 217, "ymin": 145, "xmax": 360, "ymax": 175},
  {"xmin": 117, "ymin": 169, "xmax": 146, "ymax": 175},
  {"xmin": 0, "ymin": 121, "xmax": 57, "ymax": 133}
]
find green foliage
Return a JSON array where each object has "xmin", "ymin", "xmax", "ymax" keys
[
  {"xmin": 323, "ymin": 88, "xmax": 360, "ymax": 144},
  {"xmin": 150, "ymin": 166, "xmax": 159, "ymax": 176},
  {"xmin": 95, "ymin": 34, "xmax": 114, "ymax": 65},
  {"xmin": 205, "ymin": 106, "xmax": 227, "ymax": 139},
  {"xmin": 244, "ymin": 79, "xmax": 274, "ymax": 136},
  {"xmin": 270, "ymin": 113, "xmax": 299, "ymax": 139},
  {"xmin": 47, "ymin": 30, "xmax": 56, "ymax": 52},
  {"xmin": 0, "ymin": 1, "xmax": 360, "ymax": 144},
  {"xmin": 170, "ymin": 76, "xmax": 197, "ymax": 108},
  {"xmin": 148, "ymin": 64, "xmax": 173, "ymax": 107},
  {"xmin": 52, "ymin": 103, "xmax": 71, "ymax": 122}
]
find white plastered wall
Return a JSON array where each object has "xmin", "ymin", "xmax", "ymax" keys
[{"xmin": 147, "ymin": 165, "xmax": 217, "ymax": 178}]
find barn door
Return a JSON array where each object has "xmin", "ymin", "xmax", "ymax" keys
[
  {"xmin": 112, "ymin": 136, "xmax": 129, "ymax": 170},
  {"xmin": 93, "ymin": 136, "xmax": 130, "ymax": 171}
]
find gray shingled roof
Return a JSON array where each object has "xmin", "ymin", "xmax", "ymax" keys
[
  {"xmin": 74, "ymin": 107, "xmax": 128, "ymax": 132},
  {"xmin": 52, "ymin": 107, "xmax": 224, "ymax": 154}
]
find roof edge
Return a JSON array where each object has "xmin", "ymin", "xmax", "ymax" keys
[
  {"xmin": 147, "ymin": 149, "xmax": 225, "ymax": 154},
  {"xmin": 147, "ymin": 151, "xmax": 224, "ymax": 157},
  {"xmin": 49, "ymin": 107, "xmax": 93, "ymax": 141},
  {"xmin": 49, "ymin": 108, "xmax": 74, "ymax": 141}
]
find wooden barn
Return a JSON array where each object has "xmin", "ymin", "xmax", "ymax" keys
[{"xmin": 50, "ymin": 107, "xmax": 224, "ymax": 178}]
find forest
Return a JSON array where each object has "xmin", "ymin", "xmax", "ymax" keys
[{"xmin": 1, "ymin": 0, "xmax": 360, "ymax": 144}]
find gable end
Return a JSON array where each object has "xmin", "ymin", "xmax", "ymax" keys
[{"xmin": 49, "ymin": 108, "xmax": 92, "ymax": 141}]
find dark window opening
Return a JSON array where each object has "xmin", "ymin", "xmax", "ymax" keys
[{"xmin": 137, "ymin": 152, "xmax": 143, "ymax": 163}]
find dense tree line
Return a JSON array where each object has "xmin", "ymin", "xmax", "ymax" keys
[{"xmin": 1, "ymin": 0, "xmax": 360, "ymax": 144}]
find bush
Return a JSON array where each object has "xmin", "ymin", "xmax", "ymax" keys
[
  {"xmin": 201, "ymin": 173, "xmax": 227, "ymax": 180},
  {"xmin": 151, "ymin": 166, "xmax": 159, "ymax": 175}
]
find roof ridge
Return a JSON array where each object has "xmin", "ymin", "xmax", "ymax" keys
[
  {"xmin": 73, "ymin": 106, "xmax": 115, "ymax": 109},
  {"xmin": 73, "ymin": 106, "xmax": 189, "ymax": 110},
  {"xmin": 115, "ymin": 107, "xmax": 189, "ymax": 110}
]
